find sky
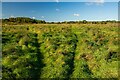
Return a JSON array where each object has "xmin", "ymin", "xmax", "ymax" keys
[
  {"xmin": 2, "ymin": 2, "xmax": 118, "ymax": 22},
  {"xmin": 2, "ymin": 0, "xmax": 120, "ymax": 2}
]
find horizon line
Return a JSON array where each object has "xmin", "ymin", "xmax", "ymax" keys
[{"xmin": 1, "ymin": 17, "xmax": 119, "ymax": 22}]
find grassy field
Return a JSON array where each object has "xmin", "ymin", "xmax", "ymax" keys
[{"xmin": 2, "ymin": 23, "xmax": 118, "ymax": 79}]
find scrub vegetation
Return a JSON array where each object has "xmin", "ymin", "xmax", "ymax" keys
[{"xmin": 2, "ymin": 18, "xmax": 119, "ymax": 79}]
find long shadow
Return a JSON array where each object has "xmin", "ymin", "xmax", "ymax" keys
[
  {"xmin": 29, "ymin": 33, "xmax": 45, "ymax": 79},
  {"xmin": 67, "ymin": 34, "xmax": 78, "ymax": 79}
]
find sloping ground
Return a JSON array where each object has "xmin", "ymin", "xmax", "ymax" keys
[{"xmin": 2, "ymin": 24, "xmax": 118, "ymax": 79}]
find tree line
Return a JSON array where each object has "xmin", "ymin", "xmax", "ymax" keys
[
  {"xmin": 1, "ymin": 17, "xmax": 118, "ymax": 25},
  {"xmin": 2, "ymin": 17, "xmax": 46, "ymax": 25}
]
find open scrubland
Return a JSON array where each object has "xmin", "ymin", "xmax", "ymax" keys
[{"xmin": 2, "ymin": 23, "xmax": 118, "ymax": 79}]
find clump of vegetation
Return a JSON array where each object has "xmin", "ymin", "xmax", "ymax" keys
[{"xmin": 2, "ymin": 23, "xmax": 118, "ymax": 79}]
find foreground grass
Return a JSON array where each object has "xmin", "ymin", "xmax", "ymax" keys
[{"xmin": 2, "ymin": 23, "xmax": 118, "ymax": 79}]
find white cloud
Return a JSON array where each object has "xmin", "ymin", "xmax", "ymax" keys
[
  {"xmin": 73, "ymin": 13, "xmax": 80, "ymax": 17},
  {"xmin": 41, "ymin": 16, "xmax": 44, "ymax": 18},
  {"xmin": 95, "ymin": 0, "xmax": 104, "ymax": 5},
  {"xmin": 55, "ymin": 0, "xmax": 59, "ymax": 3},
  {"xmin": 32, "ymin": 17, "xmax": 35, "ymax": 19},
  {"xmin": 85, "ymin": 2, "xmax": 93, "ymax": 6},
  {"xmin": 86, "ymin": 0, "xmax": 104, "ymax": 5},
  {"xmin": 56, "ymin": 8, "xmax": 60, "ymax": 11},
  {"xmin": 88, "ymin": 0, "xmax": 104, "ymax": 3},
  {"xmin": 10, "ymin": 15, "xmax": 14, "ymax": 18},
  {"xmin": 96, "ymin": 0, "xmax": 104, "ymax": 3}
]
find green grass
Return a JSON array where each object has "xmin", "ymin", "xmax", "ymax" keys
[{"xmin": 2, "ymin": 23, "xmax": 118, "ymax": 79}]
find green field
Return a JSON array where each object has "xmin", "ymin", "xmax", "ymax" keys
[{"xmin": 2, "ymin": 23, "xmax": 118, "ymax": 79}]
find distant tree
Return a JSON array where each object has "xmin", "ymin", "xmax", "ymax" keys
[
  {"xmin": 82, "ymin": 20, "xmax": 87, "ymax": 24},
  {"xmin": 101, "ymin": 21, "xmax": 107, "ymax": 24}
]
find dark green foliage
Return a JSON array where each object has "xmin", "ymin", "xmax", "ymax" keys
[{"xmin": 2, "ymin": 17, "xmax": 46, "ymax": 25}]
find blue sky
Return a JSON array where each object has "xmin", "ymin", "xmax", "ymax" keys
[
  {"xmin": 2, "ymin": 0, "xmax": 120, "ymax": 2},
  {"xmin": 2, "ymin": 2, "xmax": 118, "ymax": 22}
]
